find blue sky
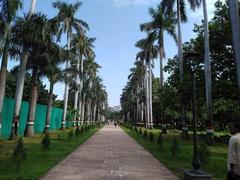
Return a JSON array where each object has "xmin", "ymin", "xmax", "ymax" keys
[{"xmin": 8, "ymin": 0, "xmax": 220, "ymax": 106}]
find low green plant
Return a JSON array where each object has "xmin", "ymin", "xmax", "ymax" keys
[
  {"xmin": 162, "ymin": 125, "xmax": 167, "ymax": 134},
  {"xmin": 41, "ymin": 133, "xmax": 51, "ymax": 154},
  {"xmin": 11, "ymin": 137, "xmax": 27, "ymax": 171},
  {"xmin": 57, "ymin": 132, "xmax": 64, "ymax": 141},
  {"xmin": 75, "ymin": 127, "xmax": 81, "ymax": 137},
  {"xmin": 157, "ymin": 133, "xmax": 164, "ymax": 150},
  {"xmin": 134, "ymin": 126, "xmax": 138, "ymax": 133},
  {"xmin": 68, "ymin": 129, "xmax": 74, "ymax": 139},
  {"xmin": 149, "ymin": 132, "xmax": 154, "ymax": 142},
  {"xmin": 199, "ymin": 143, "xmax": 210, "ymax": 166},
  {"xmin": 143, "ymin": 130, "xmax": 148, "ymax": 140},
  {"xmin": 81, "ymin": 126, "xmax": 85, "ymax": 134},
  {"xmin": 139, "ymin": 128, "xmax": 143, "ymax": 135},
  {"xmin": 170, "ymin": 137, "xmax": 180, "ymax": 160}
]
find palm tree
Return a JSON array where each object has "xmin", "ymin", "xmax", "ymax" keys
[
  {"xmin": 84, "ymin": 58, "xmax": 100, "ymax": 124},
  {"xmin": 136, "ymin": 32, "xmax": 158, "ymax": 128},
  {"xmin": 23, "ymin": 14, "xmax": 58, "ymax": 137},
  {"xmin": 228, "ymin": 0, "xmax": 240, "ymax": 105},
  {"xmin": 140, "ymin": 5, "xmax": 176, "ymax": 127},
  {"xmin": 11, "ymin": 15, "xmax": 59, "ymax": 139},
  {"xmin": 0, "ymin": 0, "xmax": 22, "ymax": 137},
  {"xmin": 71, "ymin": 34, "xmax": 95, "ymax": 126},
  {"xmin": 140, "ymin": 5, "xmax": 176, "ymax": 87},
  {"xmin": 161, "ymin": 0, "xmax": 201, "ymax": 134},
  {"xmin": 53, "ymin": 0, "xmax": 89, "ymax": 130},
  {"xmin": 44, "ymin": 43, "xmax": 64, "ymax": 133}
]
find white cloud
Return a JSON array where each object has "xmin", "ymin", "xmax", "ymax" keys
[{"xmin": 111, "ymin": 0, "xmax": 158, "ymax": 8}]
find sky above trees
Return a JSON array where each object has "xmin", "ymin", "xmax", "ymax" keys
[{"xmin": 7, "ymin": 0, "xmax": 222, "ymax": 106}]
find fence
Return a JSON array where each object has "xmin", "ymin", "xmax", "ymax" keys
[{"xmin": 1, "ymin": 97, "xmax": 72, "ymax": 139}]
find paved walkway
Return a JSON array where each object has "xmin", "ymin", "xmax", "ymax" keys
[{"xmin": 41, "ymin": 124, "xmax": 179, "ymax": 180}]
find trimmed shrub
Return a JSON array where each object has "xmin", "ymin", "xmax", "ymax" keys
[
  {"xmin": 149, "ymin": 132, "xmax": 154, "ymax": 142},
  {"xmin": 199, "ymin": 143, "xmax": 210, "ymax": 166},
  {"xmin": 75, "ymin": 127, "xmax": 81, "ymax": 137},
  {"xmin": 162, "ymin": 125, "xmax": 167, "ymax": 134},
  {"xmin": 157, "ymin": 133, "xmax": 164, "ymax": 150},
  {"xmin": 11, "ymin": 138, "xmax": 27, "ymax": 171},
  {"xmin": 139, "ymin": 128, "xmax": 143, "ymax": 135},
  {"xmin": 81, "ymin": 126, "xmax": 85, "ymax": 134},
  {"xmin": 41, "ymin": 133, "xmax": 51, "ymax": 154},
  {"xmin": 143, "ymin": 130, "xmax": 148, "ymax": 140},
  {"xmin": 68, "ymin": 129, "xmax": 74, "ymax": 139},
  {"xmin": 170, "ymin": 137, "xmax": 180, "ymax": 160},
  {"xmin": 134, "ymin": 126, "xmax": 138, "ymax": 133}
]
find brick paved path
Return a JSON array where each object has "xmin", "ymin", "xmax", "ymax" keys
[{"xmin": 41, "ymin": 124, "xmax": 179, "ymax": 180}]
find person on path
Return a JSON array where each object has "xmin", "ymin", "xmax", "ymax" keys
[
  {"xmin": 114, "ymin": 121, "xmax": 117, "ymax": 128},
  {"xmin": 227, "ymin": 114, "xmax": 240, "ymax": 180}
]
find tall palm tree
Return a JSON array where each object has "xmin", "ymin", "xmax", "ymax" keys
[
  {"xmin": 140, "ymin": 5, "xmax": 177, "ymax": 127},
  {"xmin": 0, "ymin": 0, "xmax": 22, "ymax": 137},
  {"xmin": 71, "ymin": 34, "xmax": 95, "ymax": 126},
  {"xmin": 136, "ymin": 32, "xmax": 158, "ymax": 128},
  {"xmin": 140, "ymin": 5, "xmax": 176, "ymax": 87},
  {"xmin": 44, "ymin": 43, "xmax": 64, "ymax": 133},
  {"xmin": 228, "ymin": 0, "xmax": 240, "ymax": 105},
  {"xmin": 53, "ymin": 0, "xmax": 89, "ymax": 130},
  {"xmin": 11, "ymin": 14, "xmax": 57, "ymax": 137},
  {"xmin": 23, "ymin": 13, "xmax": 57, "ymax": 137},
  {"xmin": 161, "ymin": 0, "xmax": 201, "ymax": 134}
]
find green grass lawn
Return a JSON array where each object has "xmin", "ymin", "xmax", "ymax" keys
[
  {"xmin": 121, "ymin": 126, "xmax": 227, "ymax": 180},
  {"xmin": 0, "ymin": 126, "xmax": 100, "ymax": 179}
]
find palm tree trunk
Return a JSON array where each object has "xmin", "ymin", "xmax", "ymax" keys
[
  {"xmin": 81, "ymin": 93, "xmax": 86, "ymax": 124},
  {"xmin": 145, "ymin": 64, "xmax": 150, "ymax": 128},
  {"xmin": 177, "ymin": 0, "xmax": 187, "ymax": 135},
  {"xmin": 149, "ymin": 62, "xmax": 153, "ymax": 129},
  {"xmin": 44, "ymin": 81, "xmax": 54, "ymax": 133},
  {"xmin": 77, "ymin": 83, "xmax": 82, "ymax": 125},
  {"xmin": 73, "ymin": 57, "xmax": 80, "ymax": 127},
  {"xmin": 228, "ymin": 0, "xmax": 240, "ymax": 105},
  {"xmin": 10, "ymin": 0, "xmax": 37, "ymax": 139},
  {"xmin": 0, "ymin": 40, "xmax": 9, "ymax": 137},
  {"xmin": 61, "ymin": 31, "xmax": 71, "ymax": 130},
  {"xmin": 11, "ymin": 46, "xmax": 29, "ymax": 139},
  {"xmin": 203, "ymin": 0, "xmax": 213, "ymax": 134},
  {"xmin": 93, "ymin": 103, "xmax": 97, "ymax": 122},
  {"xmin": 25, "ymin": 71, "xmax": 38, "ymax": 137},
  {"xmin": 87, "ymin": 99, "xmax": 91, "ymax": 124}
]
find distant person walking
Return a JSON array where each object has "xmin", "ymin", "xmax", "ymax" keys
[
  {"xmin": 227, "ymin": 115, "xmax": 240, "ymax": 180},
  {"xmin": 114, "ymin": 121, "xmax": 117, "ymax": 128}
]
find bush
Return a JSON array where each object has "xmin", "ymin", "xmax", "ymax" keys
[
  {"xmin": 162, "ymin": 125, "xmax": 167, "ymax": 134},
  {"xmin": 157, "ymin": 133, "xmax": 164, "ymax": 150},
  {"xmin": 199, "ymin": 143, "xmax": 210, "ymax": 166},
  {"xmin": 143, "ymin": 130, "xmax": 148, "ymax": 140},
  {"xmin": 170, "ymin": 137, "xmax": 180, "ymax": 160},
  {"xmin": 41, "ymin": 133, "xmax": 51, "ymax": 154},
  {"xmin": 75, "ymin": 127, "xmax": 81, "ymax": 137},
  {"xmin": 57, "ymin": 132, "xmax": 64, "ymax": 141},
  {"xmin": 149, "ymin": 132, "xmax": 154, "ymax": 142},
  {"xmin": 11, "ymin": 137, "xmax": 27, "ymax": 171},
  {"xmin": 81, "ymin": 126, "xmax": 85, "ymax": 134},
  {"xmin": 134, "ymin": 126, "xmax": 138, "ymax": 133},
  {"xmin": 68, "ymin": 129, "xmax": 74, "ymax": 139},
  {"xmin": 139, "ymin": 128, "xmax": 143, "ymax": 135}
]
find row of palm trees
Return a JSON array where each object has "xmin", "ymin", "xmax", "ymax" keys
[
  {"xmin": 0, "ymin": 0, "xmax": 107, "ymax": 139},
  {"xmin": 122, "ymin": 0, "xmax": 240, "ymax": 131}
]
